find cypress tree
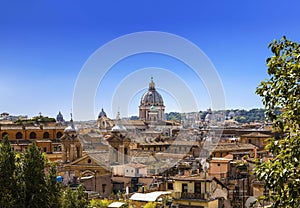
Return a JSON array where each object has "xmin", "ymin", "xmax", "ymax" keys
[
  {"xmin": 0, "ymin": 135, "xmax": 17, "ymax": 207},
  {"xmin": 22, "ymin": 142, "xmax": 48, "ymax": 208}
]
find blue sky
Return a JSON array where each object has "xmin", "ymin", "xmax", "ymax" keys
[{"xmin": 1, "ymin": 0, "xmax": 300, "ymax": 120}]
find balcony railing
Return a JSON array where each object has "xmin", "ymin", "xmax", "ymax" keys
[{"xmin": 173, "ymin": 192, "xmax": 210, "ymax": 200}]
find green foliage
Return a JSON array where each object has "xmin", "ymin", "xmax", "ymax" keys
[
  {"xmin": 0, "ymin": 139, "xmax": 93, "ymax": 208},
  {"xmin": 254, "ymin": 36, "xmax": 300, "ymax": 207},
  {"xmin": 143, "ymin": 202, "xmax": 157, "ymax": 208},
  {"xmin": 234, "ymin": 108, "xmax": 266, "ymax": 123},
  {"xmin": 0, "ymin": 135, "xmax": 17, "ymax": 207},
  {"xmin": 165, "ymin": 112, "xmax": 181, "ymax": 121},
  {"xmin": 130, "ymin": 115, "xmax": 139, "ymax": 120},
  {"xmin": 61, "ymin": 185, "xmax": 88, "ymax": 208},
  {"xmin": 90, "ymin": 198, "xmax": 111, "ymax": 208},
  {"xmin": 22, "ymin": 143, "xmax": 48, "ymax": 208},
  {"xmin": 46, "ymin": 163, "xmax": 61, "ymax": 208},
  {"xmin": 14, "ymin": 115, "xmax": 56, "ymax": 124}
]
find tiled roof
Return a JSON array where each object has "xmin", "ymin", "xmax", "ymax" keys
[{"xmin": 212, "ymin": 143, "xmax": 256, "ymax": 152}]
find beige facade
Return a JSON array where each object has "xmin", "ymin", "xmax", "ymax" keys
[
  {"xmin": 0, "ymin": 123, "xmax": 65, "ymax": 154},
  {"xmin": 240, "ymin": 131, "xmax": 271, "ymax": 150},
  {"xmin": 63, "ymin": 154, "xmax": 112, "ymax": 197},
  {"xmin": 171, "ymin": 174, "xmax": 228, "ymax": 208}
]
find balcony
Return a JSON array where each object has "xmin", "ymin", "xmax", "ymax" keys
[{"xmin": 173, "ymin": 192, "xmax": 210, "ymax": 200}]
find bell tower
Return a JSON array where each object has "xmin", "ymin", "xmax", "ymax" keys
[
  {"xmin": 60, "ymin": 114, "xmax": 82, "ymax": 163},
  {"xmin": 106, "ymin": 112, "xmax": 131, "ymax": 165}
]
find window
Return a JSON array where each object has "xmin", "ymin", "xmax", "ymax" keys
[
  {"xmin": 29, "ymin": 132, "xmax": 36, "ymax": 139},
  {"xmin": 2, "ymin": 132, "xmax": 8, "ymax": 139},
  {"xmin": 167, "ymin": 182, "xmax": 173, "ymax": 190},
  {"xmin": 56, "ymin": 132, "xmax": 63, "ymax": 138},
  {"xmin": 182, "ymin": 183, "xmax": 188, "ymax": 193},
  {"xmin": 102, "ymin": 184, "xmax": 106, "ymax": 193},
  {"xmin": 88, "ymin": 159, "xmax": 91, "ymax": 164},
  {"xmin": 43, "ymin": 132, "xmax": 50, "ymax": 139},
  {"xmin": 43, "ymin": 147, "xmax": 47, "ymax": 152},
  {"xmin": 16, "ymin": 132, "xmax": 23, "ymax": 139},
  {"xmin": 194, "ymin": 181, "xmax": 201, "ymax": 193}
]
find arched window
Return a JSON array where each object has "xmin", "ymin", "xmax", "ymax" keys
[
  {"xmin": 43, "ymin": 132, "xmax": 50, "ymax": 139},
  {"xmin": 2, "ymin": 132, "xmax": 8, "ymax": 139},
  {"xmin": 56, "ymin": 132, "xmax": 63, "ymax": 138},
  {"xmin": 29, "ymin": 132, "xmax": 36, "ymax": 139},
  {"xmin": 16, "ymin": 132, "xmax": 23, "ymax": 139}
]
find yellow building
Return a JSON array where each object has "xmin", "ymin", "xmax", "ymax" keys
[
  {"xmin": 0, "ymin": 122, "xmax": 65, "ymax": 153},
  {"xmin": 240, "ymin": 131, "xmax": 272, "ymax": 150},
  {"xmin": 171, "ymin": 174, "xmax": 229, "ymax": 208}
]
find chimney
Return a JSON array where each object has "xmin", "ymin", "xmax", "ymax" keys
[{"xmin": 254, "ymin": 147, "xmax": 257, "ymax": 159}]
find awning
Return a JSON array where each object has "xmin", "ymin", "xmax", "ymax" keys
[
  {"xmin": 80, "ymin": 175, "xmax": 94, "ymax": 180},
  {"xmin": 108, "ymin": 202, "xmax": 125, "ymax": 207},
  {"xmin": 130, "ymin": 191, "xmax": 171, "ymax": 202}
]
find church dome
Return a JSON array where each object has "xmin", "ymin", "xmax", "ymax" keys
[
  {"xmin": 98, "ymin": 108, "xmax": 107, "ymax": 118},
  {"xmin": 64, "ymin": 114, "xmax": 78, "ymax": 134},
  {"xmin": 140, "ymin": 77, "xmax": 164, "ymax": 106},
  {"xmin": 111, "ymin": 111, "xmax": 126, "ymax": 132},
  {"xmin": 56, "ymin": 111, "xmax": 64, "ymax": 122},
  {"xmin": 64, "ymin": 124, "xmax": 78, "ymax": 133},
  {"xmin": 112, "ymin": 124, "xmax": 127, "ymax": 132}
]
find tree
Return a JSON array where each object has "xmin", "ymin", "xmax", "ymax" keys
[
  {"xmin": 254, "ymin": 36, "xmax": 300, "ymax": 207},
  {"xmin": 46, "ymin": 163, "xmax": 62, "ymax": 208},
  {"xmin": 61, "ymin": 185, "xmax": 88, "ymax": 208},
  {"xmin": 90, "ymin": 198, "xmax": 111, "ymax": 208},
  {"xmin": 143, "ymin": 202, "xmax": 157, "ymax": 208},
  {"xmin": 21, "ymin": 142, "xmax": 48, "ymax": 208},
  {"xmin": 0, "ymin": 135, "xmax": 17, "ymax": 207}
]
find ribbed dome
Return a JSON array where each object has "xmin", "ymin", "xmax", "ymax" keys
[
  {"xmin": 140, "ymin": 77, "xmax": 164, "ymax": 106},
  {"xmin": 56, "ymin": 111, "xmax": 64, "ymax": 122},
  {"xmin": 98, "ymin": 108, "xmax": 107, "ymax": 118}
]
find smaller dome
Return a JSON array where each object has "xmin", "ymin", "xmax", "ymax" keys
[
  {"xmin": 228, "ymin": 111, "xmax": 235, "ymax": 119},
  {"xmin": 64, "ymin": 124, "xmax": 78, "ymax": 133},
  {"xmin": 64, "ymin": 114, "xmax": 78, "ymax": 134},
  {"xmin": 56, "ymin": 111, "xmax": 64, "ymax": 122},
  {"xmin": 112, "ymin": 124, "xmax": 127, "ymax": 132},
  {"xmin": 98, "ymin": 108, "xmax": 107, "ymax": 118},
  {"xmin": 205, "ymin": 113, "xmax": 214, "ymax": 122}
]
